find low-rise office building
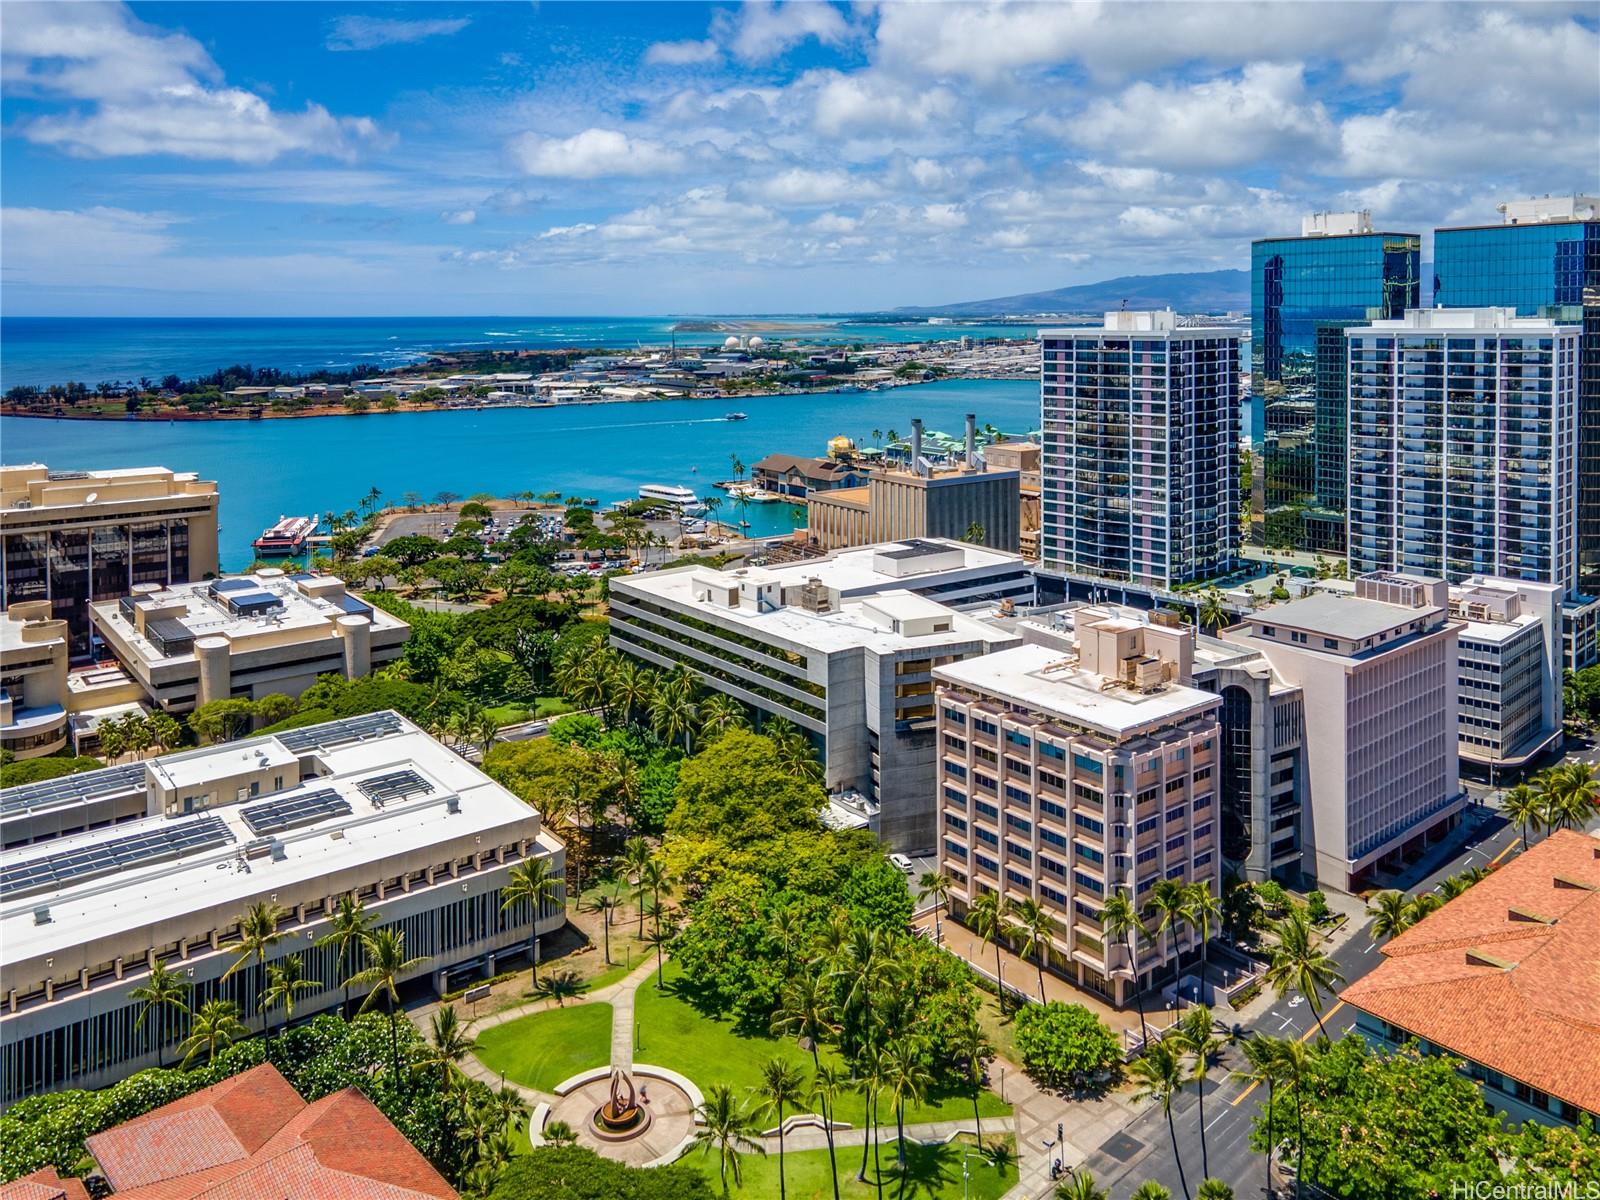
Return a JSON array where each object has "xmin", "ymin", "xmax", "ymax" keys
[
  {"xmin": 90, "ymin": 571, "xmax": 409, "ymax": 713},
  {"xmin": 934, "ymin": 608, "xmax": 1222, "ymax": 1005},
  {"xmin": 0, "ymin": 602, "xmax": 73, "ymax": 761},
  {"xmin": 1344, "ymin": 830, "xmax": 1600, "ymax": 1128},
  {"xmin": 0, "ymin": 711, "xmax": 565, "ymax": 1103},
  {"xmin": 1447, "ymin": 577, "xmax": 1565, "ymax": 773},
  {"xmin": 1, "ymin": 464, "xmax": 220, "ymax": 658},
  {"xmin": 609, "ymin": 539, "xmax": 1026, "ymax": 850}
]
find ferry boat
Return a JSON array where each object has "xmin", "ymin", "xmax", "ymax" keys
[
  {"xmin": 725, "ymin": 411, "xmax": 748, "ymax": 421},
  {"xmin": 638, "ymin": 484, "xmax": 701, "ymax": 508},
  {"xmin": 252, "ymin": 515, "xmax": 318, "ymax": 555}
]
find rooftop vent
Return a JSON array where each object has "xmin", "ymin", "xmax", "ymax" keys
[
  {"xmin": 33, "ymin": 906, "xmax": 51, "ymax": 926},
  {"xmin": 446, "ymin": 796, "xmax": 461, "ymax": 814}
]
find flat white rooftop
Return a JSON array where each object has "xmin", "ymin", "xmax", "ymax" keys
[
  {"xmin": 934, "ymin": 643, "xmax": 1219, "ymax": 739},
  {"xmin": 0, "ymin": 712, "xmax": 555, "ymax": 970},
  {"xmin": 1354, "ymin": 307, "xmax": 1574, "ymax": 333},
  {"xmin": 1244, "ymin": 593, "xmax": 1439, "ymax": 644}
]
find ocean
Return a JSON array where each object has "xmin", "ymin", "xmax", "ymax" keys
[
  {"xmin": 0, "ymin": 378, "xmax": 1043, "ymax": 569},
  {"xmin": 0, "ymin": 315, "xmax": 1041, "ymax": 391}
]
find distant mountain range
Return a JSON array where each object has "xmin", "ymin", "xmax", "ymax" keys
[{"xmin": 894, "ymin": 269, "xmax": 1248, "ymax": 317}]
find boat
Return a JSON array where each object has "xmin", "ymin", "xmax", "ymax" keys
[
  {"xmin": 725, "ymin": 411, "xmax": 748, "ymax": 421},
  {"xmin": 638, "ymin": 484, "xmax": 701, "ymax": 508},
  {"xmin": 252, "ymin": 515, "xmax": 318, "ymax": 556}
]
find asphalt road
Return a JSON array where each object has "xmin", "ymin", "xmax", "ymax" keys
[{"xmin": 1077, "ymin": 799, "xmax": 1536, "ymax": 1200}]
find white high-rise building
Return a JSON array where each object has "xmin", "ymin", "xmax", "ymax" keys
[
  {"xmin": 1040, "ymin": 311, "xmax": 1239, "ymax": 589},
  {"xmin": 1346, "ymin": 308, "xmax": 1580, "ymax": 594}
]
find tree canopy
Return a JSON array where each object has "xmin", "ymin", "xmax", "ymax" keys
[
  {"xmin": 488, "ymin": 1146, "xmax": 715, "ymax": 1200},
  {"xmin": 1013, "ymin": 1002, "xmax": 1121, "ymax": 1088},
  {"xmin": 667, "ymin": 729, "xmax": 825, "ymax": 845}
]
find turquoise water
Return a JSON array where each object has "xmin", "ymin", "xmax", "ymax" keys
[
  {"xmin": 0, "ymin": 316, "xmax": 1041, "ymax": 390},
  {"xmin": 0, "ymin": 378, "xmax": 1041, "ymax": 569}
]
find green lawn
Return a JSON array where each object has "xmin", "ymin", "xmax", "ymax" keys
[
  {"xmin": 708, "ymin": 1134, "xmax": 1017, "ymax": 1200},
  {"xmin": 634, "ymin": 963, "xmax": 1010, "ymax": 1128},
  {"xmin": 474, "ymin": 1002, "xmax": 613, "ymax": 1093}
]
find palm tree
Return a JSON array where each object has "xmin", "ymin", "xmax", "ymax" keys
[
  {"xmin": 472, "ymin": 709, "xmax": 503, "ymax": 755},
  {"xmin": 621, "ymin": 836, "xmax": 652, "ymax": 936},
  {"xmin": 415, "ymin": 1003, "xmax": 479, "ymax": 1095},
  {"xmin": 953, "ymin": 1013, "xmax": 990, "ymax": 1147},
  {"xmin": 1129, "ymin": 1039, "xmax": 1192, "ymax": 1200},
  {"xmin": 640, "ymin": 857, "xmax": 673, "ymax": 938},
  {"xmin": 917, "ymin": 870, "xmax": 953, "ymax": 945},
  {"xmin": 221, "ymin": 900, "xmax": 288, "ymax": 1034},
  {"xmin": 316, "ymin": 895, "xmax": 375, "ymax": 1017},
  {"xmin": 1130, "ymin": 1184, "xmax": 1174, "ymax": 1200},
  {"xmin": 607, "ymin": 659, "xmax": 655, "ymax": 731},
  {"xmin": 882, "ymin": 1038, "xmax": 933, "ymax": 1184},
  {"xmin": 698, "ymin": 693, "xmax": 747, "ymax": 740},
  {"xmin": 1404, "ymin": 891, "xmax": 1443, "ymax": 926},
  {"xmin": 1264, "ymin": 909, "xmax": 1343, "ymax": 1039},
  {"xmin": 1196, "ymin": 1181, "xmax": 1234, "ymax": 1200},
  {"xmin": 811, "ymin": 1063, "xmax": 850, "ymax": 1200},
  {"xmin": 1502, "ymin": 782, "xmax": 1545, "ymax": 850},
  {"xmin": 542, "ymin": 1119, "xmax": 578, "ymax": 1147},
  {"xmin": 579, "ymin": 885, "xmax": 623, "ymax": 963},
  {"xmin": 347, "ymin": 928, "xmax": 427, "ymax": 1085},
  {"xmin": 650, "ymin": 679, "xmax": 697, "ymax": 753},
  {"xmin": 771, "ymin": 967, "xmax": 837, "ymax": 1075},
  {"xmin": 967, "ymin": 891, "xmax": 1010, "ymax": 1011},
  {"xmin": 260, "ymin": 954, "xmax": 318, "ymax": 1062},
  {"xmin": 500, "ymin": 857, "xmax": 560, "ymax": 988},
  {"xmin": 1057, "ymin": 1171, "xmax": 1109, "ymax": 1200},
  {"xmin": 757, "ymin": 1057, "xmax": 807, "ymax": 1200},
  {"xmin": 1236, "ymin": 1034, "xmax": 1288, "ymax": 1200},
  {"xmin": 1182, "ymin": 882, "xmax": 1221, "ymax": 1001},
  {"xmin": 856, "ymin": 1043, "xmax": 889, "ymax": 1194},
  {"xmin": 1010, "ymin": 897, "xmax": 1056, "ymax": 1002},
  {"xmin": 1147, "ymin": 879, "xmax": 1190, "ymax": 988},
  {"xmin": 692, "ymin": 1083, "xmax": 765, "ymax": 1194},
  {"xmin": 1438, "ymin": 874, "xmax": 1474, "ymax": 901},
  {"xmin": 129, "ymin": 961, "xmax": 191, "ymax": 1068},
  {"xmin": 1275, "ymin": 1035, "xmax": 1311, "ymax": 1199},
  {"xmin": 1545, "ymin": 761, "xmax": 1600, "ymax": 832},
  {"xmin": 1197, "ymin": 588, "xmax": 1229, "ymax": 632},
  {"xmin": 1365, "ymin": 890, "xmax": 1413, "ymax": 943},
  {"xmin": 644, "ymin": 898, "xmax": 675, "ymax": 989},
  {"xmin": 1176, "ymin": 1005, "xmax": 1223, "ymax": 1181},
  {"xmin": 1102, "ymin": 889, "xmax": 1151, "ymax": 1049},
  {"xmin": 178, "ymin": 999, "xmax": 247, "ymax": 1069}
]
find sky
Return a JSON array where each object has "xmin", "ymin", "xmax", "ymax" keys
[{"xmin": 2, "ymin": 1, "xmax": 1597, "ymax": 317}]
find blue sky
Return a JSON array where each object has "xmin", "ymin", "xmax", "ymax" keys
[{"xmin": 2, "ymin": 1, "xmax": 1596, "ymax": 316}]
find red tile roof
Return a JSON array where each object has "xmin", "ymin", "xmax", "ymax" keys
[
  {"xmin": 81, "ymin": 1063, "xmax": 457, "ymax": 1200},
  {"xmin": 0, "ymin": 1167, "xmax": 91, "ymax": 1200},
  {"xmin": 1342, "ymin": 830, "xmax": 1600, "ymax": 1116}
]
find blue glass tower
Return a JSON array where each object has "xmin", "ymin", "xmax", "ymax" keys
[
  {"xmin": 1250, "ymin": 213, "xmax": 1420, "ymax": 553},
  {"xmin": 1434, "ymin": 199, "xmax": 1600, "ymax": 593}
]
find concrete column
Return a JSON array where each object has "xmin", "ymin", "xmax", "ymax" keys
[
  {"xmin": 195, "ymin": 636, "xmax": 232, "ymax": 706},
  {"xmin": 337, "ymin": 615, "xmax": 372, "ymax": 680}
]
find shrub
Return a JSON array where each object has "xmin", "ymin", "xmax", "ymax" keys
[{"xmin": 1013, "ymin": 1002, "xmax": 1121, "ymax": 1089}]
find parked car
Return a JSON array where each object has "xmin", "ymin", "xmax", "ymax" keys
[{"xmin": 889, "ymin": 853, "xmax": 914, "ymax": 874}]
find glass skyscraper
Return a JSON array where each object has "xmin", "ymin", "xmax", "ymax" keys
[
  {"xmin": 1250, "ymin": 212, "xmax": 1420, "ymax": 553},
  {"xmin": 1434, "ymin": 198, "xmax": 1600, "ymax": 593}
]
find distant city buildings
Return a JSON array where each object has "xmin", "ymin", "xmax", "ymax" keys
[
  {"xmin": 1039, "ymin": 311, "xmax": 1238, "ymax": 589},
  {"xmin": 608, "ymin": 538, "xmax": 1028, "ymax": 850},
  {"xmin": 0, "ymin": 464, "xmax": 220, "ymax": 658},
  {"xmin": 1250, "ymin": 211, "xmax": 1421, "ymax": 554},
  {"xmin": 0, "ymin": 712, "xmax": 565, "ymax": 1103},
  {"xmin": 1433, "ymin": 196, "xmax": 1599, "ymax": 594},
  {"xmin": 1344, "ymin": 829, "xmax": 1600, "ymax": 1129},
  {"xmin": 934, "ymin": 607, "xmax": 1222, "ymax": 1005},
  {"xmin": 1345, "ymin": 308, "xmax": 1579, "ymax": 596}
]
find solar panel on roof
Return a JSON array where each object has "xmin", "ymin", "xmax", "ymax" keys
[
  {"xmin": 240, "ymin": 788, "xmax": 351, "ymax": 835},
  {"xmin": 0, "ymin": 815, "xmax": 233, "ymax": 900},
  {"xmin": 275, "ymin": 711, "xmax": 403, "ymax": 754},
  {"xmin": 357, "ymin": 769, "xmax": 431, "ymax": 805},
  {"xmin": 0, "ymin": 762, "xmax": 147, "ymax": 817}
]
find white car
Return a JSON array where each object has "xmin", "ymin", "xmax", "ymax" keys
[{"xmin": 889, "ymin": 853, "xmax": 914, "ymax": 874}]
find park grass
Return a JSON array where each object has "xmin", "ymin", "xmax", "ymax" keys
[
  {"xmin": 634, "ymin": 963, "xmax": 1010, "ymax": 1128},
  {"xmin": 473, "ymin": 1002, "xmax": 613, "ymax": 1093},
  {"xmin": 713, "ymin": 1133, "xmax": 1017, "ymax": 1200}
]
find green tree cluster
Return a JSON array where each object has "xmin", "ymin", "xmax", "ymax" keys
[
  {"xmin": 489, "ymin": 1146, "xmax": 715, "ymax": 1200},
  {"xmin": 1012, "ymin": 1002, "xmax": 1121, "ymax": 1089}
]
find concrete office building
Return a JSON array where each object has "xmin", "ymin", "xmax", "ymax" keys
[
  {"xmin": 806, "ymin": 416, "xmax": 1022, "ymax": 554},
  {"xmin": 1447, "ymin": 577, "xmax": 1566, "ymax": 774},
  {"xmin": 1216, "ymin": 575, "xmax": 1463, "ymax": 889},
  {"xmin": 1, "ymin": 602, "xmax": 74, "ymax": 761},
  {"xmin": 933, "ymin": 608, "xmax": 1222, "ymax": 1006},
  {"xmin": 1040, "ymin": 311, "xmax": 1238, "ymax": 590},
  {"xmin": 0, "ymin": 711, "xmax": 566, "ymax": 1103},
  {"xmin": 981, "ymin": 439, "xmax": 1041, "ymax": 559},
  {"xmin": 1250, "ymin": 210, "xmax": 1421, "ymax": 552},
  {"xmin": 609, "ymin": 540, "xmax": 1025, "ymax": 850},
  {"xmin": 1433, "ymin": 196, "xmax": 1600, "ymax": 593},
  {"xmin": 90, "ymin": 571, "xmax": 410, "ymax": 713},
  {"xmin": 0, "ymin": 465, "xmax": 220, "ymax": 658},
  {"xmin": 1347, "ymin": 308, "xmax": 1580, "ymax": 596}
]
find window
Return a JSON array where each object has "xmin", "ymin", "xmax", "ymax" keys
[
  {"xmin": 1041, "ymin": 828, "xmax": 1067, "ymax": 849},
  {"xmin": 1192, "ymin": 795, "xmax": 1211, "ymax": 813},
  {"xmin": 975, "ymin": 827, "xmax": 999, "ymax": 847},
  {"xmin": 1040, "ymin": 799, "xmax": 1067, "ymax": 820},
  {"xmin": 1194, "ymin": 822, "xmax": 1213, "ymax": 841},
  {"xmin": 1006, "ymin": 841, "xmax": 1033, "ymax": 863},
  {"xmin": 943, "ymin": 708, "xmax": 966, "ymax": 726},
  {"xmin": 1136, "ymin": 815, "xmax": 1160, "ymax": 836},
  {"xmin": 944, "ymin": 813, "xmax": 968, "ymax": 834},
  {"xmin": 1073, "ymin": 871, "xmax": 1105, "ymax": 895},
  {"xmin": 973, "ymin": 717, "xmax": 998, "ymax": 735},
  {"xmin": 975, "ymin": 800, "xmax": 999, "ymax": 821},
  {"xmin": 1041, "ymin": 856, "xmax": 1067, "ymax": 878},
  {"xmin": 943, "ymin": 785, "xmax": 966, "ymax": 805},
  {"xmin": 1004, "ymin": 784, "xmax": 1031, "ymax": 805},
  {"xmin": 1073, "ymin": 812, "xmax": 1104, "ymax": 835},
  {"xmin": 1166, "ymin": 834, "xmax": 1186, "ymax": 852},
  {"xmin": 945, "ymin": 761, "xmax": 968, "ymax": 779},
  {"xmin": 1075, "ymin": 843, "xmax": 1105, "ymax": 865},
  {"xmin": 1006, "ymin": 813, "xmax": 1032, "ymax": 835},
  {"xmin": 975, "ymin": 853, "xmax": 998, "ymax": 874},
  {"xmin": 1136, "ymin": 846, "xmax": 1159, "ymax": 865},
  {"xmin": 1006, "ymin": 730, "xmax": 1032, "ymax": 750},
  {"xmin": 1073, "ymin": 753, "xmax": 1104, "ymax": 775},
  {"xmin": 1040, "ymin": 743, "xmax": 1066, "ymax": 761}
]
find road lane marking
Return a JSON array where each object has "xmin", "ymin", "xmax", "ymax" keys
[{"xmin": 1230, "ymin": 1001, "xmax": 1349, "ymax": 1108}]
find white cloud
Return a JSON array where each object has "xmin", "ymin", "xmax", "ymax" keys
[
  {"xmin": 718, "ymin": 2, "xmax": 851, "ymax": 64},
  {"xmin": 809, "ymin": 212, "xmax": 859, "ymax": 234},
  {"xmin": 441, "ymin": 209, "xmax": 477, "ymax": 225},
  {"xmin": 748, "ymin": 168, "xmax": 862, "ymax": 205},
  {"xmin": 4, "ymin": 2, "xmax": 381, "ymax": 162},
  {"xmin": 509, "ymin": 128, "xmax": 686, "ymax": 178},
  {"xmin": 326, "ymin": 15, "xmax": 471, "ymax": 52},
  {"xmin": 810, "ymin": 71, "xmax": 959, "ymax": 135},
  {"xmin": 645, "ymin": 39, "xmax": 720, "ymax": 67},
  {"xmin": 920, "ymin": 203, "xmax": 968, "ymax": 230}
]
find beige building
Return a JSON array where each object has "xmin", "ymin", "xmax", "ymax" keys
[
  {"xmin": 1, "ymin": 464, "xmax": 220, "ymax": 658},
  {"xmin": 91, "ymin": 570, "xmax": 409, "ymax": 713},
  {"xmin": 0, "ymin": 602, "xmax": 72, "ymax": 760},
  {"xmin": 982, "ymin": 439, "xmax": 1041, "ymax": 559},
  {"xmin": 934, "ymin": 607, "xmax": 1222, "ymax": 1006},
  {"xmin": 807, "ymin": 418, "xmax": 1022, "ymax": 554}
]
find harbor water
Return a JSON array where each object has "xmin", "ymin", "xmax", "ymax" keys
[{"xmin": 0, "ymin": 379, "xmax": 1042, "ymax": 569}]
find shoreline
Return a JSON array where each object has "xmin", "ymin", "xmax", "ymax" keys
[{"xmin": 0, "ymin": 372, "xmax": 1032, "ymax": 424}]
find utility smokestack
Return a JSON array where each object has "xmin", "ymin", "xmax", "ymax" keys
[
  {"xmin": 965, "ymin": 413, "xmax": 977, "ymax": 468},
  {"xmin": 911, "ymin": 418, "xmax": 924, "ymax": 477}
]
